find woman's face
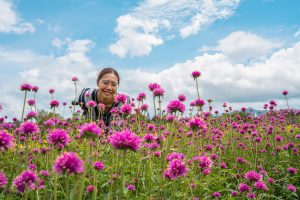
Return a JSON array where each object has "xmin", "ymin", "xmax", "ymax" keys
[{"xmin": 97, "ymin": 73, "xmax": 119, "ymax": 101}]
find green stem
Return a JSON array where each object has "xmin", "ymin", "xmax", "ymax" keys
[
  {"xmin": 195, "ymin": 78, "xmax": 200, "ymax": 99},
  {"xmin": 120, "ymin": 150, "xmax": 127, "ymax": 198},
  {"xmin": 21, "ymin": 91, "xmax": 28, "ymax": 122}
]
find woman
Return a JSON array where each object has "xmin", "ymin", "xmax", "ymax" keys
[{"xmin": 76, "ymin": 67, "xmax": 129, "ymax": 129}]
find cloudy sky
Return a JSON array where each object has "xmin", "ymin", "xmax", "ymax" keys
[{"xmin": 0, "ymin": 0, "xmax": 300, "ymax": 119}]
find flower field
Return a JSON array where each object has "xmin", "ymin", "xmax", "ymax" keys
[{"xmin": 0, "ymin": 72, "xmax": 299, "ymax": 199}]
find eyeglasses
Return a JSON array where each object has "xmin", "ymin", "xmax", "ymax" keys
[{"xmin": 101, "ymin": 80, "xmax": 118, "ymax": 88}]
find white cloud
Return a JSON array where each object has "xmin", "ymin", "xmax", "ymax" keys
[
  {"xmin": 109, "ymin": 0, "xmax": 240, "ymax": 58},
  {"xmin": 0, "ymin": 0, "xmax": 35, "ymax": 34},
  {"xmin": 215, "ymin": 31, "xmax": 282, "ymax": 63},
  {"xmin": 120, "ymin": 40, "xmax": 300, "ymax": 113},
  {"xmin": 109, "ymin": 15, "xmax": 165, "ymax": 57},
  {"xmin": 294, "ymin": 28, "xmax": 300, "ymax": 38},
  {"xmin": 0, "ymin": 38, "xmax": 96, "ymax": 119}
]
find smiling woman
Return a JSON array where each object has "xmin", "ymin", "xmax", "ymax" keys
[{"xmin": 76, "ymin": 67, "xmax": 129, "ymax": 130}]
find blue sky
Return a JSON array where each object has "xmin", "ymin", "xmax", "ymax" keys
[{"xmin": 1, "ymin": 0, "xmax": 300, "ymax": 119}]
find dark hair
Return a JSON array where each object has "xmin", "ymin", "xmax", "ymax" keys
[{"xmin": 97, "ymin": 67, "xmax": 120, "ymax": 85}]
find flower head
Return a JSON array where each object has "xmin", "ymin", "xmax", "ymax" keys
[
  {"xmin": 153, "ymin": 88, "xmax": 165, "ymax": 97},
  {"xmin": 192, "ymin": 71, "xmax": 201, "ymax": 79},
  {"xmin": 86, "ymin": 100, "xmax": 97, "ymax": 108},
  {"xmin": 178, "ymin": 94, "xmax": 186, "ymax": 102},
  {"xmin": 244, "ymin": 170, "xmax": 261, "ymax": 182},
  {"xmin": 79, "ymin": 122, "xmax": 102, "ymax": 138},
  {"xmin": 49, "ymin": 89, "xmax": 55, "ymax": 94},
  {"xmin": 287, "ymin": 184, "xmax": 297, "ymax": 192},
  {"xmin": 19, "ymin": 121, "xmax": 40, "ymax": 136},
  {"xmin": 47, "ymin": 128, "xmax": 71, "ymax": 148},
  {"xmin": 27, "ymin": 99, "xmax": 36, "ymax": 106},
  {"xmin": 72, "ymin": 76, "xmax": 79, "ymax": 82},
  {"xmin": 94, "ymin": 161, "xmax": 105, "ymax": 171},
  {"xmin": 115, "ymin": 93, "xmax": 128, "ymax": 104},
  {"xmin": 50, "ymin": 100, "xmax": 59, "ymax": 108},
  {"xmin": 109, "ymin": 130, "xmax": 141, "ymax": 151},
  {"xmin": 198, "ymin": 155, "xmax": 212, "ymax": 170},
  {"xmin": 164, "ymin": 159, "xmax": 188, "ymax": 180},
  {"xmin": 188, "ymin": 118, "xmax": 206, "ymax": 131},
  {"xmin": 137, "ymin": 93, "xmax": 146, "ymax": 101},
  {"xmin": 20, "ymin": 83, "xmax": 32, "ymax": 91},
  {"xmin": 0, "ymin": 172, "xmax": 7, "ymax": 188},
  {"xmin": 53, "ymin": 152, "xmax": 84, "ymax": 175},
  {"xmin": 167, "ymin": 100, "xmax": 185, "ymax": 114},
  {"xmin": 0, "ymin": 130, "xmax": 14, "ymax": 151},
  {"xmin": 253, "ymin": 181, "xmax": 268, "ymax": 190},
  {"xmin": 167, "ymin": 152, "xmax": 185, "ymax": 162},
  {"xmin": 120, "ymin": 104, "xmax": 132, "ymax": 115},
  {"xmin": 13, "ymin": 170, "xmax": 38, "ymax": 193},
  {"xmin": 282, "ymin": 90, "xmax": 288, "ymax": 96},
  {"xmin": 148, "ymin": 83, "xmax": 161, "ymax": 92},
  {"xmin": 238, "ymin": 183, "xmax": 250, "ymax": 193}
]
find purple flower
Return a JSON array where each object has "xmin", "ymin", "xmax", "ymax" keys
[
  {"xmin": 148, "ymin": 83, "xmax": 161, "ymax": 92},
  {"xmin": 198, "ymin": 155, "xmax": 212, "ymax": 170},
  {"xmin": 164, "ymin": 159, "xmax": 188, "ymax": 180},
  {"xmin": 79, "ymin": 122, "xmax": 102, "ymax": 138},
  {"xmin": 50, "ymin": 100, "xmax": 59, "ymax": 108},
  {"xmin": 127, "ymin": 184, "xmax": 135, "ymax": 191},
  {"xmin": 253, "ymin": 181, "xmax": 268, "ymax": 190},
  {"xmin": 244, "ymin": 170, "xmax": 261, "ymax": 182},
  {"xmin": 20, "ymin": 83, "xmax": 32, "ymax": 91},
  {"xmin": 109, "ymin": 130, "xmax": 141, "ymax": 151},
  {"xmin": 192, "ymin": 71, "xmax": 201, "ymax": 79},
  {"xmin": 166, "ymin": 152, "xmax": 185, "ymax": 162},
  {"xmin": 282, "ymin": 90, "xmax": 288, "ymax": 96},
  {"xmin": 0, "ymin": 172, "xmax": 7, "ymax": 188},
  {"xmin": 53, "ymin": 152, "xmax": 84, "ymax": 175},
  {"xmin": 188, "ymin": 118, "xmax": 206, "ymax": 131},
  {"xmin": 49, "ymin": 89, "xmax": 55, "ymax": 94},
  {"xmin": 39, "ymin": 170, "xmax": 49, "ymax": 177},
  {"xmin": 13, "ymin": 170, "xmax": 38, "ymax": 193},
  {"xmin": 237, "ymin": 183, "xmax": 250, "ymax": 193},
  {"xmin": 94, "ymin": 161, "xmax": 105, "ymax": 171},
  {"xmin": 246, "ymin": 193, "xmax": 256, "ymax": 199},
  {"xmin": 47, "ymin": 128, "xmax": 71, "ymax": 148},
  {"xmin": 26, "ymin": 111, "xmax": 38, "ymax": 119},
  {"xmin": 287, "ymin": 184, "xmax": 297, "ymax": 192},
  {"xmin": 0, "ymin": 130, "xmax": 14, "ymax": 151},
  {"xmin": 137, "ymin": 92, "xmax": 146, "ymax": 101},
  {"xmin": 194, "ymin": 99, "xmax": 206, "ymax": 107},
  {"xmin": 27, "ymin": 99, "xmax": 36, "ymax": 106},
  {"xmin": 178, "ymin": 94, "xmax": 186, "ymax": 102},
  {"xmin": 153, "ymin": 88, "xmax": 165, "ymax": 97},
  {"xmin": 167, "ymin": 99, "xmax": 185, "ymax": 114},
  {"xmin": 287, "ymin": 167, "xmax": 297, "ymax": 175},
  {"xmin": 86, "ymin": 185, "xmax": 94, "ymax": 193},
  {"xmin": 212, "ymin": 192, "xmax": 221, "ymax": 198},
  {"xmin": 32, "ymin": 86, "xmax": 39, "ymax": 92},
  {"xmin": 115, "ymin": 93, "xmax": 128, "ymax": 104},
  {"xmin": 19, "ymin": 121, "xmax": 40, "ymax": 136},
  {"xmin": 120, "ymin": 104, "xmax": 132, "ymax": 115},
  {"xmin": 86, "ymin": 100, "xmax": 97, "ymax": 108},
  {"xmin": 140, "ymin": 104, "xmax": 148, "ymax": 111},
  {"xmin": 72, "ymin": 76, "xmax": 79, "ymax": 82}
]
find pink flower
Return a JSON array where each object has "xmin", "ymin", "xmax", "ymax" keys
[
  {"xmin": 120, "ymin": 104, "xmax": 132, "ymax": 115},
  {"xmin": 94, "ymin": 161, "xmax": 105, "ymax": 171},
  {"xmin": 237, "ymin": 183, "xmax": 250, "ymax": 193},
  {"xmin": 19, "ymin": 121, "xmax": 40, "ymax": 136},
  {"xmin": 79, "ymin": 123, "xmax": 102, "ymax": 138},
  {"xmin": 86, "ymin": 185, "xmax": 94, "ymax": 193},
  {"xmin": 148, "ymin": 83, "xmax": 161, "ymax": 92},
  {"xmin": 287, "ymin": 184, "xmax": 297, "ymax": 192},
  {"xmin": 0, "ymin": 172, "xmax": 7, "ymax": 188},
  {"xmin": 20, "ymin": 83, "xmax": 32, "ymax": 91},
  {"xmin": 244, "ymin": 170, "xmax": 261, "ymax": 182},
  {"xmin": 0, "ymin": 130, "xmax": 15, "ymax": 151},
  {"xmin": 287, "ymin": 167, "xmax": 297, "ymax": 175},
  {"xmin": 13, "ymin": 170, "xmax": 38, "ymax": 193},
  {"xmin": 72, "ymin": 76, "xmax": 79, "ymax": 82},
  {"xmin": 167, "ymin": 99, "xmax": 185, "ymax": 114},
  {"xmin": 198, "ymin": 155, "xmax": 212, "ymax": 170},
  {"xmin": 153, "ymin": 88, "xmax": 165, "ymax": 97},
  {"xmin": 49, "ymin": 89, "xmax": 55, "ymax": 94},
  {"xmin": 50, "ymin": 100, "xmax": 59, "ymax": 108},
  {"xmin": 115, "ymin": 93, "xmax": 128, "ymax": 104},
  {"xmin": 194, "ymin": 99, "xmax": 206, "ymax": 107},
  {"xmin": 164, "ymin": 159, "xmax": 188, "ymax": 180},
  {"xmin": 282, "ymin": 90, "xmax": 288, "ymax": 96},
  {"xmin": 191, "ymin": 71, "xmax": 201, "ymax": 79},
  {"xmin": 137, "ymin": 93, "xmax": 146, "ymax": 101},
  {"xmin": 47, "ymin": 128, "xmax": 71, "ymax": 148},
  {"xmin": 27, "ymin": 99, "xmax": 36, "ymax": 106},
  {"xmin": 32, "ymin": 86, "xmax": 39, "ymax": 92},
  {"xmin": 109, "ymin": 130, "xmax": 141, "ymax": 151},
  {"xmin": 140, "ymin": 104, "xmax": 148, "ymax": 111},
  {"xmin": 253, "ymin": 181, "xmax": 268, "ymax": 190},
  {"xmin": 167, "ymin": 152, "xmax": 185, "ymax": 162},
  {"xmin": 86, "ymin": 100, "xmax": 97, "ymax": 108},
  {"xmin": 188, "ymin": 118, "xmax": 206, "ymax": 131},
  {"xmin": 53, "ymin": 152, "xmax": 84, "ymax": 175},
  {"xmin": 178, "ymin": 94, "xmax": 186, "ymax": 102},
  {"xmin": 127, "ymin": 184, "xmax": 135, "ymax": 191}
]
